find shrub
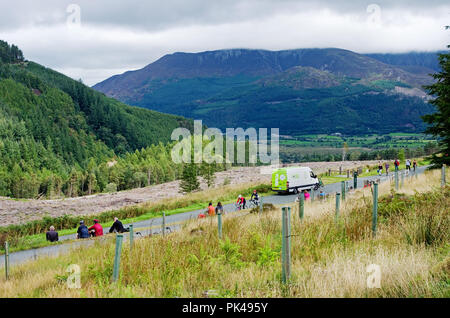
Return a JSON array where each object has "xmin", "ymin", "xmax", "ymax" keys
[{"xmin": 105, "ymin": 183, "xmax": 117, "ymax": 193}]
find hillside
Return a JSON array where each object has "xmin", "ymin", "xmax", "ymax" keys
[
  {"xmin": 0, "ymin": 41, "xmax": 192, "ymax": 198},
  {"xmin": 93, "ymin": 48, "xmax": 437, "ymax": 135}
]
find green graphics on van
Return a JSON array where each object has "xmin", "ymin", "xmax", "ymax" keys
[{"xmin": 272, "ymin": 168, "xmax": 287, "ymax": 191}]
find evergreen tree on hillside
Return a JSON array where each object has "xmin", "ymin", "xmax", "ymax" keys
[
  {"xmin": 180, "ymin": 162, "xmax": 200, "ymax": 193},
  {"xmin": 0, "ymin": 41, "xmax": 24, "ymax": 63},
  {"xmin": 200, "ymin": 162, "xmax": 216, "ymax": 188},
  {"xmin": 422, "ymin": 46, "xmax": 450, "ymax": 166}
]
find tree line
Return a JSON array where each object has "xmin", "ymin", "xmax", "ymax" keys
[{"xmin": 0, "ymin": 40, "xmax": 24, "ymax": 64}]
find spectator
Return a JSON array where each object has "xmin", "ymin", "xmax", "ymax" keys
[
  {"xmin": 207, "ymin": 202, "xmax": 215, "ymax": 216},
  {"xmin": 406, "ymin": 159, "xmax": 411, "ymax": 172},
  {"xmin": 77, "ymin": 221, "xmax": 90, "ymax": 239},
  {"xmin": 394, "ymin": 158, "xmax": 400, "ymax": 171},
  {"xmin": 377, "ymin": 161, "xmax": 383, "ymax": 176},
  {"xmin": 319, "ymin": 190, "xmax": 325, "ymax": 200},
  {"xmin": 304, "ymin": 191, "xmax": 310, "ymax": 200},
  {"xmin": 88, "ymin": 219, "xmax": 104, "ymax": 237},
  {"xmin": 46, "ymin": 226, "xmax": 59, "ymax": 242},
  {"xmin": 215, "ymin": 202, "xmax": 224, "ymax": 215},
  {"xmin": 385, "ymin": 163, "xmax": 390, "ymax": 176},
  {"xmin": 413, "ymin": 160, "xmax": 417, "ymax": 172},
  {"xmin": 109, "ymin": 217, "xmax": 127, "ymax": 233}
]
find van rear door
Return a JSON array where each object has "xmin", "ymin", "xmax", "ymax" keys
[{"xmin": 272, "ymin": 169, "xmax": 287, "ymax": 191}]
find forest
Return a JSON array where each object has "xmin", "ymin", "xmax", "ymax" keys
[{"xmin": 0, "ymin": 41, "xmax": 195, "ymax": 198}]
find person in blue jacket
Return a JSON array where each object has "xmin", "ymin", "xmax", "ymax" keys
[{"xmin": 77, "ymin": 220, "xmax": 90, "ymax": 239}]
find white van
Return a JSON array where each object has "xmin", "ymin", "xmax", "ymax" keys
[{"xmin": 272, "ymin": 167, "xmax": 321, "ymax": 194}]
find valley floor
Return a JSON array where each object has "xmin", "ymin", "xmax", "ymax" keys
[{"xmin": 0, "ymin": 160, "xmax": 384, "ymax": 226}]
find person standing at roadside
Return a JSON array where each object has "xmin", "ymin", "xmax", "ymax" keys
[
  {"xmin": 215, "ymin": 202, "xmax": 224, "ymax": 215},
  {"xmin": 406, "ymin": 159, "xmax": 411, "ymax": 173},
  {"xmin": 377, "ymin": 161, "xmax": 383, "ymax": 176},
  {"xmin": 394, "ymin": 158, "xmax": 400, "ymax": 171},
  {"xmin": 413, "ymin": 160, "xmax": 417, "ymax": 172},
  {"xmin": 304, "ymin": 190, "xmax": 310, "ymax": 200},
  {"xmin": 207, "ymin": 202, "xmax": 215, "ymax": 216},
  {"xmin": 385, "ymin": 162, "xmax": 390, "ymax": 176}
]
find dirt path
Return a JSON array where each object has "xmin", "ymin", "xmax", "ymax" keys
[{"xmin": 0, "ymin": 160, "xmax": 383, "ymax": 226}]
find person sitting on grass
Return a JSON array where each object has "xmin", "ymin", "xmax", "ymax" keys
[
  {"xmin": 88, "ymin": 219, "xmax": 104, "ymax": 237},
  {"xmin": 46, "ymin": 226, "xmax": 59, "ymax": 242},
  {"xmin": 109, "ymin": 217, "xmax": 128, "ymax": 233},
  {"xmin": 77, "ymin": 221, "xmax": 90, "ymax": 239}
]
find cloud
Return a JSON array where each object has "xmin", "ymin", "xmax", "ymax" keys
[{"xmin": 0, "ymin": 0, "xmax": 449, "ymax": 85}]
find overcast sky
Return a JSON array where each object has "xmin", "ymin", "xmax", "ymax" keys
[{"xmin": 1, "ymin": 0, "xmax": 449, "ymax": 86}]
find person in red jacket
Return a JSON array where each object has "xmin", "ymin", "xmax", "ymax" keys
[
  {"xmin": 89, "ymin": 219, "xmax": 104, "ymax": 237},
  {"xmin": 394, "ymin": 159, "xmax": 400, "ymax": 171}
]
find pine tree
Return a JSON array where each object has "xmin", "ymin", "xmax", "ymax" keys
[
  {"xmin": 180, "ymin": 163, "xmax": 200, "ymax": 193},
  {"xmin": 200, "ymin": 162, "xmax": 216, "ymax": 188},
  {"xmin": 422, "ymin": 46, "xmax": 450, "ymax": 166}
]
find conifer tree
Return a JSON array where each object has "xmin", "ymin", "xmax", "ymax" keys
[
  {"xmin": 422, "ymin": 46, "xmax": 450, "ymax": 166},
  {"xmin": 180, "ymin": 162, "xmax": 200, "ymax": 193}
]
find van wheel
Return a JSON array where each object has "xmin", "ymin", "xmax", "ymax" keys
[{"xmin": 293, "ymin": 188, "xmax": 299, "ymax": 194}]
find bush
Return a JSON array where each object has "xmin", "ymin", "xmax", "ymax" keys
[{"xmin": 105, "ymin": 183, "xmax": 117, "ymax": 193}]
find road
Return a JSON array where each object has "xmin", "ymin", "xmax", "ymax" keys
[{"xmin": 1, "ymin": 166, "xmax": 428, "ymax": 268}]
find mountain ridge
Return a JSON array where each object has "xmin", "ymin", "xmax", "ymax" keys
[{"xmin": 92, "ymin": 47, "xmax": 439, "ymax": 135}]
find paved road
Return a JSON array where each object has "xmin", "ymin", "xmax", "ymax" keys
[{"xmin": 1, "ymin": 166, "xmax": 428, "ymax": 268}]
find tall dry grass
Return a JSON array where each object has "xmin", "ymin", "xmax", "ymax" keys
[{"xmin": 0, "ymin": 169, "xmax": 448, "ymax": 298}]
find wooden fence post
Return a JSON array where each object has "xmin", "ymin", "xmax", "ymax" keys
[
  {"xmin": 112, "ymin": 234, "xmax": 123, "ymax": 283},
  {"xmin": 129, "ymin": 224, "xmax": 134, "ymax": 250},
  {"xmin": 341, "ymin": 181, "xmax": 346, "ymax": 201},
  {"xmin": 335, "ymin": 193, "xmax": 341, "ymax": 221},
  {"xmin": 217, "ymin": 212, "xmax": 223, "ymax": 239},
  {"xmin": 401, "ymin": 171, "xmax": 404, "ymax": 188},
  {"xmin": 259, "ymin": 196, "xmax": 263, "ymax": 214},
  {"xmin": 372, "ymin": 183, "xmax": 378, "ymax": 237},
  {"xmin": 442, "ymin": 164, "xmax": 446, "ymax": 187},
  {"xmin": 299, "ymin": 193, "xmax": 304, "ymax": 220},
  {"xmin": 4, "ymin": 241, "xmax": 9, "ymax": 281},
  {"xmin": 353, "ymin": 172, "xmax": 358, "ymax": 189},
  {"xmin": 395, "ymin": 170, "xmax": 399, "ymax": 191},
  {"xmin": 162, "ymin": 212, "xmax": 166, "ymax": 236},
  {"xmin": 281, "ymin": 207, "xmax": 291, "ymax": 284}
]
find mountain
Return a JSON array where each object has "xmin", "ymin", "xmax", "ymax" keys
[
  {"xmin": 0, "ymin": 40, "xmax": 192, "ymax": 198},
  {"xmin": 365, "ymin": 51, "xmax": 444, "ymax": 75},
  {"xmin": 93, "ymin": 48, "xmax": 438, "ymax": 135}
]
